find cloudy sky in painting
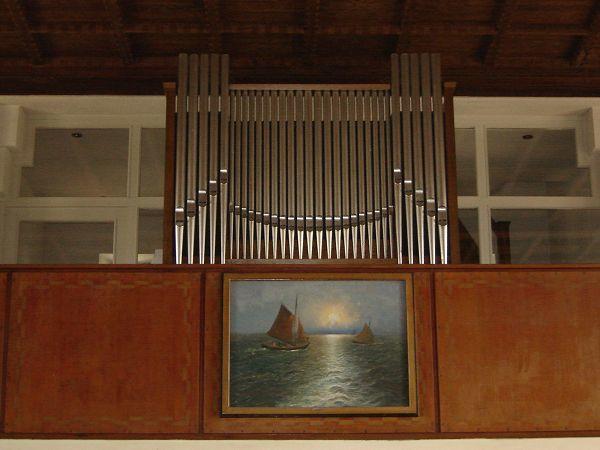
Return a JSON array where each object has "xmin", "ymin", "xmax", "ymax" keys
[{"xmin": 229, "ymin": 279, "xmax": 406, "ymax": 335}]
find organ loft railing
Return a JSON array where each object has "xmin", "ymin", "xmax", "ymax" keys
[{"xmin": 163, "ymin": 53, "xmax": 460, "ymax": 264}]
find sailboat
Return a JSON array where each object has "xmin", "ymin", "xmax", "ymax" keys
[
  {"xmin": 262, "ymin": 295, "xmax": 309, "ymax": 351},
  {"xmin": 352, "ymin": 321, "xmax": 375, "ymax": 344}
]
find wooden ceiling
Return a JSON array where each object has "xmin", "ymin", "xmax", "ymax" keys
[{"xmin": 2, "ymin": 0, "xmax": 600, "ymax": 96}]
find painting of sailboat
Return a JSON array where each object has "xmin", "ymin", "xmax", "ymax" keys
[
  {"xmin": 352, "ymin": 322, "xmax": 375, "ymax": 345},
  {"xmin": 262, "ymin": 296, "xmax": 309, "ymax": 350},
  {"xmin": 222, "ymin": 273, "xmax": 417, "ymax": 415}
]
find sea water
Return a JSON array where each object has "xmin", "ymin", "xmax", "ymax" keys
[{"xmin": 229, "ymin": 334, "xmax": 409, "ymax": 408}]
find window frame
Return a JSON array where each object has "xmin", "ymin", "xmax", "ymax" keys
[
  {"xmin": 455, "ymin": 113, "xmax": 600, "ymax": 264},
  {"xmin": 2, "ymin": 113, "xmax": 165, "ymax": 264}
]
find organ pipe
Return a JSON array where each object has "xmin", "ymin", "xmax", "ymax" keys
[{"xmin": 172, "ymin": 53, "xmax": 450, "ymax": 264}]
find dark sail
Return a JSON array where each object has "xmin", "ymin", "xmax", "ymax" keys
[
  {"xmin": 267, "ymin": 304, "xmax": 295, "ymax": 344},
  {"xmin": 353, "ymin": 322, "xmax": 375, "ymax": 344}
]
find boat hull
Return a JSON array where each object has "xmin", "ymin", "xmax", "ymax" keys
[{"xmin": 262, "ymin": 340, "xmax": 309, "ymax": 351}]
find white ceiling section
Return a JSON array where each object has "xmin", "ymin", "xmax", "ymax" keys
[
  {"xmin": 456, "ymin": 97, "xmax": 600, "ymax": 117},
  {"xmin": 0, "ymin": 96, "xmax": 165, "ymax": 116},
  {"xmin": 2, "ymin": 95, "xmax": 600, "ymax": 117}
]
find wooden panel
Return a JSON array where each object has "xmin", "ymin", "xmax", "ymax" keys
[
  {"xmin": 5, "ymin": 272, "xmax": 201, "ymax": 434},
  {"xmin": 203, "ymin": 270, "xmax": 437, "ymax": 434},
  {"xmin": 0, "ymin": 272, "xmax": 7, "ymax": 429},
  {"xmin": 436, "ymin": 270, "xmax": 600, "ymax": 432}
]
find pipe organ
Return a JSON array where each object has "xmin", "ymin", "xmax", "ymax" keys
[{"xmin": 172, "ymin": 53, "xmax": 451, "ymax": 264}]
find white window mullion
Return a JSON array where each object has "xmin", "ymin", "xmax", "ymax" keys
[
  {"xmin": 486, "ymin": 196, "xmax": 600, "ymax": 209},
  {"xmin": 128, "ymin": 125, "xmax": 142, "ymax": 199},
  {"xmin": 475, "ymin": 124, "xmax": 493, "ymax": 263},
  {"xmin": 479, "ymin": 205, "xmax": 494, "ymax": 264},
  {"xmin": 475, "ymin": 124, "xmax": 490, "ymax": 199},
  {"xmin": 114, "ymin": 207, "xmax": 138, "ymax": 264}
]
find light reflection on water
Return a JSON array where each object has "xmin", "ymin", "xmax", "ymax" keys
[{"xmin": 230, "ymin": 334, "xmax": 408, "ymax": 408}]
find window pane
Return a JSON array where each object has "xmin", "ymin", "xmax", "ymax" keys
[
  {"xmin": 490, "ymin": 209, "xmax": 600, "ymax": 263},
  {"xmin": 488, "ymin": 128, "xmax": 591, "ymax": 196},
  {"xmin": 20, "ymin": 128, "xmax": 129, "ymax": 197},
  {"xmin": 456, "ymin": 128, "xmax": 477, "ymax": 196},
  {"xmin": 139, "ymin": 128, "xmax": 165, "ymax": 197},
  {"xmin": 18, "ymin": 222, "xmax": 114, "ymax": 264},
  {"xmin": 138, "ymin": 209, "xmax": 163, "ymax": 263},
  {"xmin": 458, "ymin": 209, "xmax": 479, "ymax": 263}
]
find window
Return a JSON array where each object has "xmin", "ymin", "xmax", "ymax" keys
[
  {"xmin": 490, "ymin": 209, "xmax": 600, "ymax": 264},
  {"xmin": 139, "ymin": 128, "xmax": 166, "ymax": 197},
  {"xmin": 138, "ymin": 209, "xmax": 163, "ymax": 263},
  {"xmin": 456, "ymin": 114, "xmax": 600, "ymax": 264},
  {"xmin": 487, "ymin": 129, "xmax": 591, "ymax": 197},
  {"xmin": 20, "ymin": 128, "xmax": 129, "ymax": 197},
  {"xmin": 18, "ymin": 221, "xmax": 114, "ymax": 264},
  {"xmin": 458, "ymin": 209, "xmax": 479, "ymax": 264},
  {"xmin": 1, "ymin": 110, "xmax": 165, "ymax": 264},
  {"xmin": 455, "ymin": 128, "xmax": 477, "ymax": 196}
]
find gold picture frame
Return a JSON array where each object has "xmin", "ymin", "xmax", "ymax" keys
[{"xmin": 222, "ymin": 272, "xmax": 417, "ymax": 415}]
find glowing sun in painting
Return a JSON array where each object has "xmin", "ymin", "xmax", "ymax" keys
[
  {"xmin": 327, "ymin": 311, "xmax": 341, "ymax": 327},
  {"xmin": 320, "ymin": 303, "xmax": 355, "ymax": 330}
]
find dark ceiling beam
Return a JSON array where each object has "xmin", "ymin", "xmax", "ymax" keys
[
  {"xmin": 482, "ymin": 0, "xmax": 519, "ymax": 66},
  {"xmin": 305, "ymin": 0, "xmax": 322, "ymax": 60},
  {"xmin": 395, "ymin": 0, "xmax": 413, "ymax": 53},
  {"xmin": 102, "ymin": 0, "xmax": 134, "ymax": 64},
  {"xmin": 0, "ymin": 22, "xmax": 591, "ymax": 38},
  {"xmin": 3, "ymin": 74, "xmax": 600, "ymax": 96},
  {"xmin": 3, "ymin": 0, "xmax": 43, "ymax": 65},
  {"xmin": 5, "ymin": 55, "xmax": 600, "ymax": 75},
  {"xmin": 203, "ymin": 0, "xmax": 221, "ymax": 53},
  {"xmin": 572, "ymin": 0, "xmax": 600, "ymax": 66}
]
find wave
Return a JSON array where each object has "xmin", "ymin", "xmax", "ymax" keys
[{"xmin": 230, "ymin": 334, "xmax": 409, "ymax": 408}]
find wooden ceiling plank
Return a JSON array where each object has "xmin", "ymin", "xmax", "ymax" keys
[
  {"xmin": 395, "ymin": 0, "xmax": 413, "ymax": 53},
  {"xmin": 102, "ymin": 0, "xmax": 134, "ymax": 64},
  {"xmin": 3, "ymin": 0, "xmax": 43, "ymax": 65},
  {"xmin": 0, "ymin": 21, "xmax": 590, "ymax": 39},
  {"xmin": 203, "ymin": 0, "xmax": 221, "ymax": 53},
  {"xmin": 482, "ymin": 0, "xmax": 519, "ymax": 67},
  {"xmin": 305, "ymin": 0, "xmax": 322, "ymax": 60},
  {"xmin": 572, "ymin": 0, "xmax": 600, "ymax": 66}
]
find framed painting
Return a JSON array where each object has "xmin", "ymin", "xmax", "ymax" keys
[{"xmin": 222, "ymin": 272, "xmax": 417, "ymax": 415}]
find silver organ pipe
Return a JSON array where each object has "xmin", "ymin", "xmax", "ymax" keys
[
  {"xmin": 262, "ymin": 91, "xmax": 270, "ymax": 259},
  {"xmin": 219, "ymin": 56, "xmax": 230, "ymax": 264},
  {"xmin": 248, "ymin": 91, "xmax": 256, "ymax": 260},
  {"xmin": 314, "ymin": 91, "xmax": 324, "ymax": 259},
  {"xmin": 323, "ymin": 90, "xmax": 333, "ymax": 259},
  {"xmin": 269, "ymin": 91, "xmax": 279, "ymax": 259},
  {"xmin": 287, "ymin": 91, "xmax": 296, "ymax": 259},
  {"xmin": 332, "ymin": 91, "xmax": 342, "ymax": 259},
  {"xmin": 348, "ymin": 90, "xmax": 359, "ymax": 259},
  {"xmin": 278, "ymin": 92, "xmax": 287, "ymax": 258},
  {"xmin": 340, "ymin": 91, "xmax": 350, "ymax": 259},
  {"xmin": 172, "ymin": 53, "xmax": 451, "ymax": 264},
  {"xmin": 305, "ymin": 91, "xmax": 314, "ymax": 259},
  {"xmin": 254, "ymin": 91, "xmax": 263, "ymax": 260},
  {"xmin": 431, "ymin": 54, "xmax": 449, "ymax": 264},
  {"xmin": 296, "ymin": 92, "xmax": 305, "ymax": 259},
  {"xmin": 174, "ymin": 54, "xmax": 188, "ymax": 265},
  {"xmin": 356, "ymin": 90, "xmax": 366, "ymax": 259}
]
